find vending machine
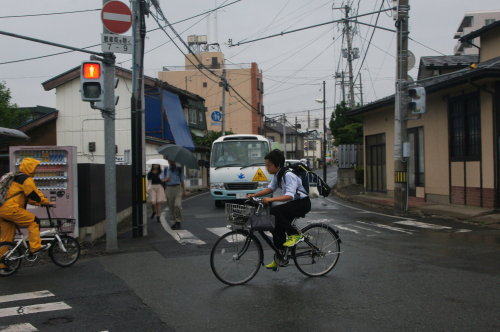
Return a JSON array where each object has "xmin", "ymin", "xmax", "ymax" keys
[{"xmin": 9, "ymin": 146, "xmax": 78, "ymax": 237}]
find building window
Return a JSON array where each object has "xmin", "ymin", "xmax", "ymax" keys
[
  {"xmin": 449, "ymin": 92, "xmax": 481, "ymax": 161},
  {"xmin": 266, "ymin": 136, "xmax": 274, "ymax": 142},
  {"xmin": 485, "ymin": 18, "xmax": 495, "ymax": 26},
  {"xmin": 189, "ymin": 108, "xmax": 197, "ymax": 125},
  {"xmin": 203, "ymin": 82, "xmax": 208, "ymax": 88}
]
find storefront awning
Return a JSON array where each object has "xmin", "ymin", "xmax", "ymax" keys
[{"xmin": 162, "ymin": 90, "xmax": 195, "ymax": 151}]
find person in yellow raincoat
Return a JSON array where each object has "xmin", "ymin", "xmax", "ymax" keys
[{"xmin": 0, "ymin": 158, "xmax": 54, "ymax": 270}]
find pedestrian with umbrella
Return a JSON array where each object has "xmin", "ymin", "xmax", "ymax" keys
[
  {"xmin": 157, "ymin": 144, "xmax": 198, "ymax": 230},
  {"xmin": 147, "ymin": 164, "xmax": 166, "ymax": 223},
  {"xmin": 162, "ymin": 160, "xmax": 184, "ymax": 229}
]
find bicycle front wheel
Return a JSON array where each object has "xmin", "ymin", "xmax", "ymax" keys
[
  {"xmin": 293, "ymin": 224, "xmax": 341, "ymax": 277},
  {"xmin": 49, "ymin": 236, "xmax": 80, "ymax": 267},
  {"xmin": 210, "ymin": 230, "xmax": 263, "ymax": 286},
  {"xmin": 0, "ymin": 242, "xmax": 22, "ymax": 276}
]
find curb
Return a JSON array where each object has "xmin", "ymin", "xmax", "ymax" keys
[{"xmin": 331, "ymin": 189, "xmax": 500, "ymax": 227}]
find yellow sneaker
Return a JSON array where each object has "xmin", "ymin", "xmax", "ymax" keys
[
  {"xmin": 265, "ymin": 260, "xmax": 278, "ymax": 271},
  {"xmin": 283, "ymin": 234, "xmax": 304, "ymax": 247}
]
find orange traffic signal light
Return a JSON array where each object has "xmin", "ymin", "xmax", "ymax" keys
[
  {"xmin": 80, "ymin": 61, "xmax": 104, "ymax": 102},
  {"xmin": 82, "ymin": 62, "xmax": 101, "ymax": 79}
]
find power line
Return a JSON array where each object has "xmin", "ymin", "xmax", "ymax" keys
[
  {"xmin": 0, "ymin": 8, "xmax": 100, "ymax": 19},
  {"xmin": 0, "ymin": 1, "xmax": 241, "ymax": 66},
  {"xmin": 150, "ymin": 2, "xmax": 260, "ymax": 114},
  {"xmin": 353, "ymin": 0, "xmax": 385, "ymax": 84},
  {"xmin": 229, "ymin": 7, "xmax": 393, "ymax": 47}
]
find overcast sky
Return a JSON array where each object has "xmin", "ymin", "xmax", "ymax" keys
[{"xmin": 1, "ymin": 0, "xmax": 499, "ymax": 127}]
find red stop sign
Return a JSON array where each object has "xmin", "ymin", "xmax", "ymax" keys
[{"xmin": 101, "ymin": 1, "xmax": 132, "ymax": 34}]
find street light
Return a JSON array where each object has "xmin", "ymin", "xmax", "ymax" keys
[{"xmin": 315, "ymin": 81, "xmax": 327, "ymax": 182}]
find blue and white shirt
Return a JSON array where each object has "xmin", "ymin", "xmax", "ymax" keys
[
  {"xmin": 267, "ymin": 169, "xmax": 308, "ymax": 200},
  {"xmin": 162, "ymin": 166, "xmax": 184, "ymax": 186}
]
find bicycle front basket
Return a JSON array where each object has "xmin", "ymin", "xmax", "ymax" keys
[
  {"xmin": 225, "ymin": 203, "xmax": 255, "ymax": 225},
  {"xmin": 58, "ymin": 219, "xmax": 76, "ymax": 233}
]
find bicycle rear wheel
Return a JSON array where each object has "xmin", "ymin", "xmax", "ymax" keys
[
  {"xmin": 293, "ymin": 224, "xmax": 341, "ymax": 277},
  {"xmin": 0, "ymin": 242, "xmax": 22, "ymax": 276},
  {"xmin": 49, "ymin": 236, "xmax": 80, "ymax": 267},
  {"xmin": 210, "ymin": 230, "xmax": 263, "ymax": 286}
]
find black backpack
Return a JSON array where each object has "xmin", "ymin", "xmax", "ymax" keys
[{"xmin": 278, "ymin": 163, "xmax": 331, "ymax": 198}]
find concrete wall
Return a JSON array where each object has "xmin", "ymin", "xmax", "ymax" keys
[
  {"xmin": 480, "ymin": 28, "xmax": 500, "ymax": 62},
  {"xmin": 158, "ymin": 54, "xmax": 263, "ymax": 135}
]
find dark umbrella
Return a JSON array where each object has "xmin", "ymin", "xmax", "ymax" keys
[{"xmin": 157, "ymin": 144, "xmax": 198, "ymax": 169}]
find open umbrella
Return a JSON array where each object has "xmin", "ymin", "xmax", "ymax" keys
[
  {"xmin": 0, "ymin": 127, "xmax": 29, "ymax": 140},
  {"xmin": 146, "ymin": 158, "xmax": 169, "ymax": 167},
  {"xmin": 157, "ymin": 144, "xmax": 198, "ymax": 169}
]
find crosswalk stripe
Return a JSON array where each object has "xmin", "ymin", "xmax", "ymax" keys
[
  {"xmin": 356, "ymin": 221, "xmax": 414, "ymax": 234},
  {"xmin": 0, "ymin": 291, "xmax": 54, "ymax": 304},
  {"xmin": 352, "ymin": 224, "xmax": 381, "ymax": 233},
  {"xmin": 0, "ymin": 323, "xmax": 38, "ymax": 332},
  {"xmin": 335, "ymin": 225, "xmax": 360, "ymax": 234},
  {"xmin": 393, "ymin": 220, "xmax": 452, "ymax": 230},
  {"xmin": 207, "ymin": 228, "xmax": 245, "ymax": 242},
  {"xmin": 0, "ymin": 302, "xmax": 71, "ymax": 318}
]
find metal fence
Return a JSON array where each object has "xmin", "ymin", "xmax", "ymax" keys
[{"xmin": 338, "ymin": 144, "xmax": 363, "ymax": 169}]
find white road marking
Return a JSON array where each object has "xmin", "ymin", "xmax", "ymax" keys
[
  {"xmin": 207, "ymin": 227, "xmax": 244, "ymax": 242},
  {"xmin": 352, "ymin": 224, "xmax": 381, "ymax": 233},
  {"xmin": 335, "ymin": 225, "xmax": 360, "ymax": 234},
  {"xmin": 393, "ymin": 220, "xmax": 452, "ymax": 230},
  {"xmin": 355, "ymin": 221, "xmax": 414, "ymax": 234},
  {"xmin": 0, "ymin": 323, "xmax": 38, "ymax": 332},
  {"xmin": 0, "ymin": 291, "xmax": 54, "ymax": 304},
  {"xmin": 455, "ymin": 229, "xmax": 472, "ymax": 233},
  {"xmin": 326, "ymin": 198, "xmax": 413, "ymax": 220},
  {"xmin": 0, "ymin": 302, "xmax": 71, "ymax": 318},
  {"xmin": 159, "ymin": 213, "xmax": 206, "ymax": 245}
]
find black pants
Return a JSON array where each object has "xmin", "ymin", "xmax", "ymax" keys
[{"xmin": 270, "ymin": 197, "xmax": 311, "ymax": 250}]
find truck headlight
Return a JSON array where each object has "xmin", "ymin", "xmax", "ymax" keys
[{"xmin": 210, "ymin": 182, "xmax": 224, "ymax": 189}]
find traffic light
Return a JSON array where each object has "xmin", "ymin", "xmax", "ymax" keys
[
  {"xmin": 408, "ymin": 86, "xmax": 426, "ymax": 114},
  {"xmin": 80, "ymin": 61, "xmax": 104, "ymax": 102}
]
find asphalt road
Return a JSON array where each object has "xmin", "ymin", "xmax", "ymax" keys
[{"xmin": 1, "ymin": 168, "xmax": 499, "ymax": 331}]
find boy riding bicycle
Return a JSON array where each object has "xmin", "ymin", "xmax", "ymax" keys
[
  {"xmin": 0, "ymin": 158, "xmax": 54, "ymax": 270},
  {"xmin": 247, "ymin": 149, "xmax": 311, "ymax": 269}
]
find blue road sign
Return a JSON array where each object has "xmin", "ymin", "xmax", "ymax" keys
[{"xmin": 211, "ymin": 111, "xmax": 222, "ymax": 122}]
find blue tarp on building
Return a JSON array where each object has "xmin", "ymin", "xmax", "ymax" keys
[
  {"xmin": 144, "ymin": 88, "xmax": 195, "ymax": 151},
  {"xmin": 162, "ymin": 90, "xmax": 195, "ymax": 151}
]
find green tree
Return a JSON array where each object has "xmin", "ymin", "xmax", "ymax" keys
[
  {"xmin": 0, "ymin": 82, "xmax": 30, "ymax": 128},
  {"xmin": 329, "ymin": 101, "xmax": 363, "ymax": 146}
]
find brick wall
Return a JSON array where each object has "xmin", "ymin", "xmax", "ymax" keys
[{"xmin": 451, "ymin": 186, "xmax": 496, "ymax": 208}]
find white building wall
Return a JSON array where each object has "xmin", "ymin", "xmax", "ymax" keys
[{"xmin": 55, "ymin": 76, "xmax": 163, "ymax": 164}]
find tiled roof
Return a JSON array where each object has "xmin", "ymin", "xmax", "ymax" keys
[
  {"xmin": 420, "ymin": 55, "xmax": 478, "ymax": 68},
  {"xmin": 348, "ymin": 56, "xmax": 500, "ymax": 116}
]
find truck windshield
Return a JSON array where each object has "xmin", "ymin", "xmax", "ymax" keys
[{"xmin": 211, "ymin": 141, "xmax": 269, "ymax": 168}]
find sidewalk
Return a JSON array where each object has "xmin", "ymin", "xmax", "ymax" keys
[{"xmin": 333, "ymin": 184, "xmax": 500, "ymax": 227}]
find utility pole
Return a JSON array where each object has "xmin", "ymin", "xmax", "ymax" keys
[
  {"xmin": 131, "ymin": 0, "xmax": 147, "ymax": 237},
  {"xmin": 322, "ymin": 81, "xmax": 327, "ymax": 182},
  {"xmin": 220, "ymin": 69, "xmax": 227, "ymax": 135},
  {"xmin": 283, "ymin": 114, "xmax": 287, "ymax": 157},
  {"xmin": 394, "ymin": 0, "xmax": 410, "ymax": 212},
  {"xmin": 359, "ymin": 72, "xmax": 364, "ymax": 106},
  {"xmin": 295, "ymin": 117, "xmax": 299, "ymax": 159},
  {"xmin": 344, "ymin": 5, "xmax": 356, "ymax": 108}
]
